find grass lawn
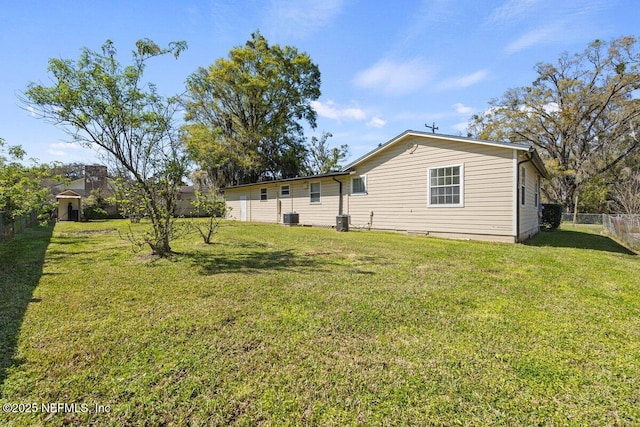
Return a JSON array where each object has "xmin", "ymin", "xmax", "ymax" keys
[{"xmin": 1, "ymin": 220, "xmax": 639, "ymax": 426}]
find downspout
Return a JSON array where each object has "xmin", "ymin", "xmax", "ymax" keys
[
  {"xmin": 332, "ymin": 176, "xmax": 343, "ymax": 215},
  {"xmin": 516, "ymin": 151, "xmax": 534, "ymax": 242}
]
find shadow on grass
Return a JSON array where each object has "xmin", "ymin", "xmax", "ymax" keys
[
  {"xmin": 183, "ymin": 247, "xmax": 342, "ymax": 275},
  {"xmin": 0, "ymin": 223, "xmax": 53, "ymax": 389},
  {"xmin": 525, "ymin": 228, "xmax": 635, "ymax": 255}
]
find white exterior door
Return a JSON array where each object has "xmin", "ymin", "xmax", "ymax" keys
[{"xmin": 240, "ymin": 196, "xmax": 247, "ymax": 221}]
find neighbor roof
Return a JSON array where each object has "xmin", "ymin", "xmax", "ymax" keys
[
  {"xmin": 342, "ymin": 130, "xmax": 548, "ymax": 178},
  {"xmin": 55, "ymin": 190, "xmax": 82, "ymax": 199}
]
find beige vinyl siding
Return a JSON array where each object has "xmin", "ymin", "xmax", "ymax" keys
[
  {"xmin": 345, "ymin": 136, "xmax": 516, "ymax": 238},
  {"xmin": 224, "ymin": 133, "xmax": 545, "ymax": 243},
  {"xmin": 224, "ymin": 185, "xmax": 279, "ymax": 223},
  {"xmin": 224, "ymin": 177, "xmax": 342, "ymax": 226},
  {"xmin": 518, "ymin": 160, "xmax": 541, "ymax": 240},
  {"xmin": 287, "ymin": 179, "xmax": 341, "ymax": 226},
  {"xmin": 224, "ymin": 191, "xmax": 242, "ymax": 220}
]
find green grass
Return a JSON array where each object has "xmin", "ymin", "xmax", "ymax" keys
[{"xmin": 1, "ymin": 220, "xmax": 639, "ymax": 426}]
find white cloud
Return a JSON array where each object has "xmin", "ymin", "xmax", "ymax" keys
[
  {"xmin": 46, "ymin": 141, "xmax": 92, "ymax": 158},
  {"xmin": 438, "ymin": 70, "xmax": 489, "ymax": 90},
  {"xmin": 520, "ymin": 102, "xmax": 560, "ymax": 114},
  {"xmin": 505, "ymin": 23, "xmax": 563, "ymax": 53},
  {"xmin": 353, "ymin": 58, "xmax": 433, "ymax": 95},
  {"xmin": 266, "ymin": 0, "xmax": 343, "ymax": 38},
  {"xmin": 453, "ymin": 103, "xmax": 473, "ymax": 115},
  {"xmin": 311, "ymin": 100, "xmax": 366, "ymax": 121},
  {"xmin": 50, "ymin": 142, "xmax": 83, "ymax": 150},
  {"xmin": 366, "ymin": 117, "xmax": 386, "ymax": 128},
  {"xmin": 543, "ymin": 102, "xmax": 560, "ymax": 114},
  {"xmin": 486, "ymin": 0, "xmax": 541, "ymax": 25}
]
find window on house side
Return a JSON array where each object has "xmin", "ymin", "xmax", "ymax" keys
[
  {"xmin": 310, "ymin": 182, "xmax": 321, "ymax": 203},
  {"xmin": 260, "ymin": 188, "xmax": 267, "ymax": 201},
  {"xmin": 428, "ymin": 165, "xmax": 463, "ymax": 206},
  {"xmin": 280, "ymin": 185, "xmax": 290, "ymax": 197},
  {"xmin": 351, "ymin": 176, "xmax": 366, "ymax": 194}
]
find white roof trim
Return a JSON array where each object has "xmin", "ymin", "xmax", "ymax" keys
[{"xmin": 343, "ymin": 130, "xmax": 534, "ymax": 171}]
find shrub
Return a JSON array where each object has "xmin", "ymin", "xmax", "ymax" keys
[
  {"xmin": 541, "ymin": 203, "xmax": 562, "ymax": 230},
  {"xmin": 82, "ymin": 189, "xmax": 110, "ymax": 220},
  {"xmin": 83, "ymin": 206, "xmax": 108, "ymax": 220}
]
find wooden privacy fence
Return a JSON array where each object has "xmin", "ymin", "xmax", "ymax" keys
[
  {"xmin": 0, "ymin": 211, "xmax": 38, "ymax": 241},
  {"xmin": 603, "ymin": 214, "xmax": 640, "ymax": 251}
]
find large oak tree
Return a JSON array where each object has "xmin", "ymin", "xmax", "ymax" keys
[
  {"xmin": 183, "ymin": 31, "xmax": 321, "ymax": 186},
  {"xmin": 469, "ymin": 36, "xmax": 640, "ymax": 212}
]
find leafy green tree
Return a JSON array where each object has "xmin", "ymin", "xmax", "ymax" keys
[
  {"xmin": 24, "ymin": 39, "xmax": 188, "ymax": 256},
  {"xmin": 469, "ymin": 36, "xmax": 640, "ymax": 213},
  {"xmin": 108, "ymin": 176, "xmax": 146, "ymax": 222},
  {"xmin": 49, "ymin": 162, "xmax": 86, "ymax": 181},
  {"xmin": 184, "ymin": 31, "xmax": 321, "ymax": 186},
  {"xmin": 305, "ymin": 132, "xmax": 349, "ymax": 174},
  {"xmin": 577, "ymin": 175, "xmax": 611, "ymax": 213},
  {"xmin": 0, "ymin": 139, "xmax": 54, "ymax": 223},
  {"xmin": 82, "ymin": 189, "xmax": 110, "ymax": 220}
]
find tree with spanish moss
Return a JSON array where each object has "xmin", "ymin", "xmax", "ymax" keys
[
  {"xmin": 469, "ymin": 36, "xmax": 640, "ymax": 215},
  {"xmin": 183, "ymin": 31, "xmax": 321, "ymax": 187}
]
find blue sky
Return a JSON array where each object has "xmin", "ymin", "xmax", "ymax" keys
[{"xmin": 0, "ymin": 0, "xmax": 637, "ymax": 166}]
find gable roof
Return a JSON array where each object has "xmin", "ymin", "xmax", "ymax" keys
[
  {"xmin": 55, "ymin": 190, "xmax": 82, "ymax": 199},
  {"xmin": 343, "ymin": 130, "xmax": 548, "ymax": 178}
]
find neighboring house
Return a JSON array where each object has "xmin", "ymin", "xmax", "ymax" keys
[
  {"xmin": 53, "ymin": 166, "xmax": 205, "ymax": 220},
  {"xmin": 176, "ymin": 185, "xmax": 202, "ymax": 217},
  {"xmin": 52, "ymin": 165, "xmax": 111, "ymax": 221},
  {"xmin": 222, "ymin": 130, "xmax": 548, "ymax": 243}
]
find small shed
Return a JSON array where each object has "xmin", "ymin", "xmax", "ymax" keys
[{"xmin": 55, "ymin": 190, "xmax": 82, "ymax": 221}]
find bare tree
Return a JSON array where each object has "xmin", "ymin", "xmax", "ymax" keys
[{"xmin": 612, "ymin": 168, "xmax": 640, "ymax": 214}]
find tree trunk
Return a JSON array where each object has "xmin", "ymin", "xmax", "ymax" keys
[{"xmin": 572, "ymin": 193, "xmax": 579, "ymax": 225}]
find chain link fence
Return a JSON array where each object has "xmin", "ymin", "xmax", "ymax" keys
[
  {"xmin": 561, "ymin": 213, "xmax": 604, "ymax": 224},
  {"xmin": 0, "ymin": 211, "xmax": 38, "ymax": 241},
  {"xmin": 603, "ymin": 214, "xmax": 640, "ymax": 251}
]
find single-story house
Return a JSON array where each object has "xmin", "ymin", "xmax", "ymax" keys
[{"xmin": 222, "ymin": 130, "xmax": 549, "ymax": 243}]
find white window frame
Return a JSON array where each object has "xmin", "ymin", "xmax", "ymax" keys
[
  {"xmin": 260, "ymin": 188, "xmax": 267, "ymax": 202},
  {"xmin": 351, "ymin": 175, "xmax": 367, "ymax": 195},
  {"xmin": 427, "ymin": 164, "xmax": 464, "ymax": 208},
  {"xmin": 280, "ymin": 184, "xmax": 290, "ymax": 197},
  {"xmin": 309, "ymin": 182, "xmax": 321, "ymax": 204}
]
